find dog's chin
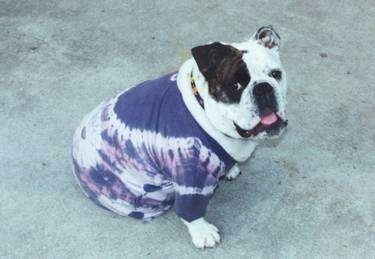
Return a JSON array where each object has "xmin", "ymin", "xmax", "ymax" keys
[{"xmin": 234, "ymin": 115, "xmax": 288, "ymax": 139}]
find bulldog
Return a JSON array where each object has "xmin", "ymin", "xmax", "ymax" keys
[{"xmin": 72, "ymin": 26, "xmax": 287, "ymax": 249}]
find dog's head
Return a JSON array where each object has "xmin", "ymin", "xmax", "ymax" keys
[{"xmin": 191, "ymin": 26, "xmax": 287, "ymax": 140}]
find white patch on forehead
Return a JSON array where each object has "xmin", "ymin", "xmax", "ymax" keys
[{"xmin": 233, "ymin": 40, "xmax": 282, "ymax": 80}]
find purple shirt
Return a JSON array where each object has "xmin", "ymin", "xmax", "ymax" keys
[{"xmin": 72, "ymin": 73, "xmax": 235, "ymax": 222}]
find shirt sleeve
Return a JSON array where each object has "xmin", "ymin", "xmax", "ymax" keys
[{"xmin": 172, "ymin": 138, "xmax": 225, "ymax": 222}]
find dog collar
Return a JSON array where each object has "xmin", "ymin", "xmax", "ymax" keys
[{"xmin": 190, "ymin": 73, "xmax": 205, "ymax": 109}]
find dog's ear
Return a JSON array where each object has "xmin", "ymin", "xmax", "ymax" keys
[
  {"xmin": 191, "ymin": 42, "xmax": 240, "ymax": 79},
  {"xmin": 254, "ymin": 25, "xmax": 281, "ymax": 50}
]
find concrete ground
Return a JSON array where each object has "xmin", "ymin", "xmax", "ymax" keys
[{"xmin": 1, "ymin": 0, "xmax": 374, "ymax": 258}]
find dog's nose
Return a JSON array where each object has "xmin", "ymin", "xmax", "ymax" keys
[
  {"xmin": 253, "ymin": 82, "xmax": 278, "ymax": 115},
  {"xmin": 253, "ymin": 82, "xmax": 274, "ymax": 96}
]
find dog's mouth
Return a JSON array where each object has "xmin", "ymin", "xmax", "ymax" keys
[{"xmin": 234, "ymin": 112, "xmax": 288, "ymax": 138}]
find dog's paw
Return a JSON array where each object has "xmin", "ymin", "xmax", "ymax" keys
[
  {"xmin": 182, "ymin": 218, "xmax": 220, "ymax": 249},
  {"xmin": 226, "ymin": 164, "xmax": 241, "ymax": 180}
]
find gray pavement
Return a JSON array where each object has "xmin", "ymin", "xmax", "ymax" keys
[{"xmin": 1, "ymin": 0, "xmax": 375, "ymax": 258}]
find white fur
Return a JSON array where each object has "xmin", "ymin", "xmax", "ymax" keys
[
  {"xmin": 182, "ymin": 217, "xmax": 220, "ymax": 249},
  {"xmin": 226, "ymin": 164, "xmax": 241, "ymax": 180},
  {"xmin": 177, "ymin": 36, "xmax": 287, "ymax": 154},
  {"xmin": 177, "ymin": 30, "xmax": 287, "ymax": 248}
]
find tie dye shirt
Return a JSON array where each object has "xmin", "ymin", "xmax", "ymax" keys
[{"xmin": 72, "ymin": 73, "xmax": 235, "ymax": 222}]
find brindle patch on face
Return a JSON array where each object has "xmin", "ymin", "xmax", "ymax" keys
[{"xmin": 191, "ymin": 42, "xmax": 250, "ymax": 103}]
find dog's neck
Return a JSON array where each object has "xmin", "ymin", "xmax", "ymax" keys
[{"xmin": 177, "ymin": 58, "xmax": 257, "ymax": 162}]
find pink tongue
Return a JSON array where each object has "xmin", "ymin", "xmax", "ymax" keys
[{"xmin": 261, "ymin": 113, "xmax": 278, "ymax": 125}]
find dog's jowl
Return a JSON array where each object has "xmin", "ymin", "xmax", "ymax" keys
[{"xmin": 72, "ymin": 26, "xmax": 287, "ymax": 249}]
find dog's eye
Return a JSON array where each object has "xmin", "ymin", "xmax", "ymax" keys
[
  {"xmin": 270, "ymin": 70, "xmax": 282, "ymax": 81},
  {"xmin": 233, "ymin": 83, "xmax": 242, "ymax": 91}
]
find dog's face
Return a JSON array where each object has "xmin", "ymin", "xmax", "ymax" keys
[{"xmin": 191, "ymin": 26, "xmax": 287, "ymax": 140}]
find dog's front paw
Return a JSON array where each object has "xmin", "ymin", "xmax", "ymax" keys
[
  {"xmin": 182, "ymin": 218, "xmax": 220, "ymax": 249},
  {"xmin": 226, "ymin": 164, "xmax": 241, "ymax": 180}
]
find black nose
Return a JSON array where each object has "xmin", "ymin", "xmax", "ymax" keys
[{"xmin": 253, "ymin": 82, "xmax": 278, "ymax": 115}]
